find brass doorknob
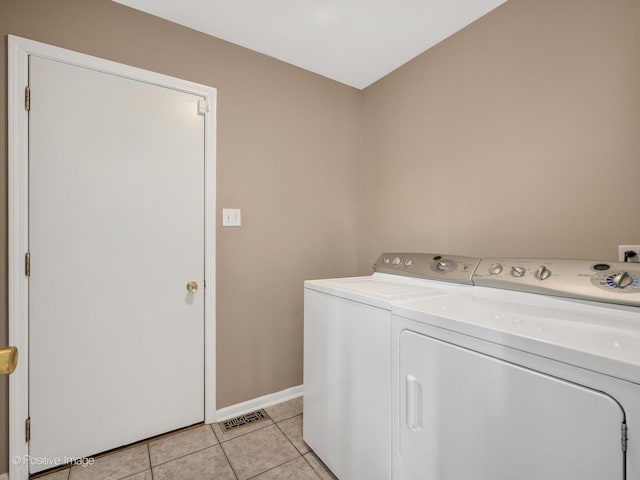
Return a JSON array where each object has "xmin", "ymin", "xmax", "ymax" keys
[
  {"xmin": 0, "ymin": 347, "xmax": 18, "ymax": 375},
  {"xmin": 186, "ymin": 281, "xmax": 199, "ymax": 293}
]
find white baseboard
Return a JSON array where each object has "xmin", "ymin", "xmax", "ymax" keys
[{"xmin": 214, "ymin": 385, "xmax": 303, "ymax": 422}]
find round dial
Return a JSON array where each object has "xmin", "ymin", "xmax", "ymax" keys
[
  {"xmin": 488, "ymin": 263, "xmax": 503, "ymax": 275},
  {"xmin": 592, "ymin": 271, "xmax": 639, "ymax": 292},
  {"xmin": 404, "ymin": 259, "xmax": 413, "ymax": 266},
  {"xmin": 511, "ymin": 266, "xmax": 526, "ymax": 278},
  {"xmin": 392, "ymin": 257, "xmax": 401, "ymax": 265},
  {"xmin": 383, "ymin": 257, "xmax": 390, "ymax": 264},
  {"xmin": 535, "ymin": 265, "xmax": 551, "ymax": 281},
  {"xmin": 613, "ymin": 272, "xmax": 633, "ymax": 289}
]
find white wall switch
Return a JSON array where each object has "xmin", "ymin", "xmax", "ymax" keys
[
  {"xmin": 618, "ymin": 245, "xmax": 640, "ymax": 262},
  {"xmin": 222, "ymin": 208, "xmax": 241, "ymax": 227}
]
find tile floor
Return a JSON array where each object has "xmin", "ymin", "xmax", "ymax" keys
[{"xmin": 32, "ymin": 397, "xmax": 337, "ymax": 480}]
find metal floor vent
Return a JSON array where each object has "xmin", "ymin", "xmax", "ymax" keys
[{"xmin": 219, "ymin": 409, "xmax": 269, "ymax": 432}]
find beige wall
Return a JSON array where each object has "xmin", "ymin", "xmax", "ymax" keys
[
  {"xmin": 2, "ymin": 0, "xmax": 639, "ymax": 474},
  {"xmin": 362, "ymin": 0, "xmax": 640, "ymax": 270},
  {"xmin": 0, "ymin": 0, "xmax": 362, "ymax": 473}
]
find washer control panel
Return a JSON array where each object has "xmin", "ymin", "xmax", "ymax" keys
[
  {"xmin": 474, "ymin": 258, "xmax": 640, "ymax": 307},
  {"xmin": 373, "ymin": 253, "xmax": 480, "ymax": 285}
]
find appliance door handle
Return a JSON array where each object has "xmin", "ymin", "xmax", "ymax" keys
[{"xmin": 405, "ymin": 374, "xmax": 423, "ymax": 431}]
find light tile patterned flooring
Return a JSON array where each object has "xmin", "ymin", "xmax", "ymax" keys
[{"xmin": 32, "ymin": 398, "xmax": 337, "ymax": 480}]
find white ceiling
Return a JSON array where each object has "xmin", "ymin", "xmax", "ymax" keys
[{"xmin": 113, "ymin": 0, "xmax": 507, "ymax": 89}]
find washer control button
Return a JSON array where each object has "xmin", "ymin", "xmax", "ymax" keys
[
  {"xmin": 489, "ymin": 263, "xmax": 503, "ymax": 275},
  {"xmin": 436, "ymin": 261, "xmax": 449, "ymax": 271},
  {"xmin": 404, "ymin": 259, "xmax": 413, "ymax": 266},
  {"xmin": 535, "ymin": 265, "xmax": 551, "ymax": 280},
  {"xmin": 593, "ymin": 263, "xmax": 610, "ymax": 271},
  {"xmin": 383, "ymin": 257, "xmax": 390, "ymax": 264},
  {"xmin": 511, "ymin": 266, "xmax": 526, "ymax": 278},
  {"xmin": 392, "ymin": 257, "xmax": 401, "ymax": 265}
]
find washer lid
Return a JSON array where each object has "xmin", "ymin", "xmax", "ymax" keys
[
  {"xmin": 393, "ymin": 287, "xmax": 640, "ymax": 384},
  {"xmin": 305, "ymin": 273, "xmax": 468, "ymax": 310}
]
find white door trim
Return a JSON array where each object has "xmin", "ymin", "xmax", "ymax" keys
[{"xmin": 8, "ymin": 35, "xmax": 217, "ymax": 480}]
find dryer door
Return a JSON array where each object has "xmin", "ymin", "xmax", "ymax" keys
[{"xmin": 398, "ymin": 330, "xmax": 625, "ymax": 480}]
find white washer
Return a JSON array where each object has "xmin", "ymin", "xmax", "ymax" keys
[
  {"xmin": 303, "ymin": 253, "xmax": 480, "ymax": 480},
  {"xmin": 392, "ymin": 257, "xmax": 640, "ymax": 480}
]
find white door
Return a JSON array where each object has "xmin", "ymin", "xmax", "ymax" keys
[
  {"xmin": 398, "ymin": 330, "xmax": 625, "ymax": 480},
  {"xmin": 28, "ymin": 56, "xmax": 205, "ymax": 472}
]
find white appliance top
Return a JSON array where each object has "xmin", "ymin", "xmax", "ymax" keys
[
  {"xmin": 305, "ymin": 252, "xmax": 480, "ymax": 310},
  {"xmin": 304, "ymin": 273, "xmax": 469, "ymax": 310},
  {"xmin": 394, "ymin": 287, "xmax": 640, "ymax": 384}
]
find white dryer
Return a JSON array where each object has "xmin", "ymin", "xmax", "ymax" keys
[
  {"xmin": 304, "ymin": 253, "xmax": 480, "ymax": 480},
  {"xmin": 392, "ymin": 258, "xmax": 640, "ymax": 480}
]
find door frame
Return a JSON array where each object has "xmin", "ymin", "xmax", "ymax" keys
[{"xmin": 8, "ymin": 35, "xmax": 217, "ymax": 480}]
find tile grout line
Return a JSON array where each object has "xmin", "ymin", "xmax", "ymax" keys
[
  {"xmin": 213, "ymin": 420, "xmax": 274, "ymax": 444},
  {"xmin": 275, "ymin": 414, "xmax": 310, "ymax": 456},
  {"xmin": 223, "ymin": 423, "xmax": 300, "ymax": 480},
  {"xmin": 151, "ymin": 445, "xmax": 213, "ymax": 468},
  {"xmin": 213, "ymin": 421, "xmax": 240, "ymax": 480},
  {"xmin": 209, "ymin": 423, "xmax": 219, "ymax": 442},
  {"xmin": 273, "ymin": 418, "xmax": 305, "ymax": 456},
  {"xmin": 214, "ymin": 431, "xmax": 240, "ymax": 480},
  {"xmin": 45, "ymin": 424, "xmax": 205, "ymax": 480},
  {"xmin": 271, "ymin": 418, "xmax": 312, "ymax": 476},
  {"xmin": 244, "ymin": 456, "xmax": 309, "ymax": 480},
  {"xmin": 150, "ymin": 443, "xmax": 219, "ymax": 469},
  {"xmin": 67, "ymin": 446, "xmax": 150, "ymax": 480},
  {"xmin": 300, "ymin": 454, "xmax": 324, "ymax": 480},
  {"xmin": 303, "ymin": 452, "xmax": 336, "ymax": 480},
  {"xmin": 263, "ymin": 398, "xmax": 303, "ymax": 425},
  {"xmin": 269, "ymin": 411, "xmax": 300, "ymax": 423}
]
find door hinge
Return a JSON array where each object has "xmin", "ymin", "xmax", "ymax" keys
[
  {"xmin": 622, "ymin": 423, "xmax": 628, "ymax": 452},
  {"xmin": 25, "ymin": 252, "xmax": 31, "ymax": 277},
  {"xmin": 25, "ymin": 417, "xmax": 31, "ymax": 443},
  {"xmin": 25, "ymin": 86, "xmax": 30, "ymax": 111},
  {"xmin": 197, "ymin": 98, "xmax": 209, "ymax": 115}
]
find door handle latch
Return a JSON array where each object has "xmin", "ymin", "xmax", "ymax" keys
[{"xmin": 0, "ymin": 347, "xmax": 18, "ymax": 375}]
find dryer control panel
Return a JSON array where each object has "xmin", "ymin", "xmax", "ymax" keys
[
  {"xmin": 474, "ymin": 258, "xmax": 640, "ymax": 307},
  {"xmin": 373, "ymin": 253, "xmax": 480, "ymax": 285}
]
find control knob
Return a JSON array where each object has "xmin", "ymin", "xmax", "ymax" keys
[
  {"xmin": 404, "ymin": 259, "xmax": 413, "ymax": 266},
  {"xmin": 392, "ymin": 257, "xmax": 401, "ymax": 265},
  {"xmin": 535, "ymin": 265, "xmax": 551, "ymax": 281},
  {"xmin": 511, "ymin": 266, "xmax": 526, "ymax": 278},
  {"xmin": 436, "ymin": 261, "xmax": 449, "ymax": 271},
  {"xmin": 383, "ymin": 257, "xmax": 390, "ymax": 264},
  {"xmin": 488, "ymin": 263, "xmax": 503, "ymax": 275},
  {"xmin": 613, "ymin": 272, "xmax": 633, "ymax": 289}
]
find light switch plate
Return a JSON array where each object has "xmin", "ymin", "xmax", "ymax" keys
[{"xmin": 222, "ymin": 208, "xmax": 241, "ymax": 227}]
